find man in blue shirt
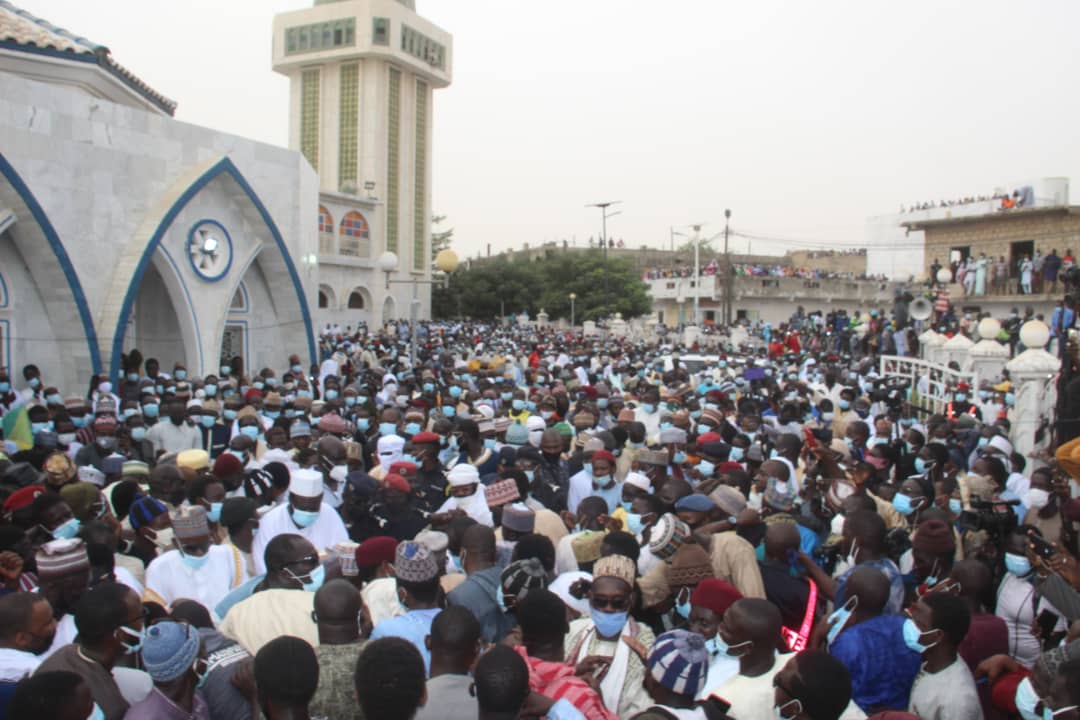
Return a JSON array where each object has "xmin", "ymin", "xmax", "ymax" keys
[{"xmin": 370, "ymin": 540, "xmax": 442, "ymax": 676}]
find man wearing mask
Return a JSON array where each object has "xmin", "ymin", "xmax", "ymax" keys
[
  {"xmin": 250, "ymin": 469, "xmax": 348, "ymax": 575},
  {"xmin": 74, "ymin": 416, "xmax": 120, "ymax": 473},
  {"xmin": 409, "ymin": 432, "xmax": 448, "ymax": 513},
  {"xmin": 147, "ymin": 399, "xmax": 201, "ymax": 454},
  {"xmin": 0, "ymin": 592, "xmax": 58, "ymax": 681},
  {"xmin": 124, "ymin": 620, "xmax": 209, "ymax": 720},
  {"xmin": 565, "ymin": 553, "xmax": 654, "ymax": 717},
  {"xmin": 534, "ymin": 429, "xmax": 570, "ymax": 512}
]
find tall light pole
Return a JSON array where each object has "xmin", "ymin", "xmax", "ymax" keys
[
  {"xmin": 568, "ymin": 292, "xmax": 576, "ymax": 328},
  {"xmin": 723, "ymin": 209, "xmax": 732, "ymax": 326},
  {"xmin": 587, "ymin": 201, "xmax": 622, "ymax": 318},
  {"xmin": 690, "ymin": 223, "xmax": 704, "ymax": 326}
]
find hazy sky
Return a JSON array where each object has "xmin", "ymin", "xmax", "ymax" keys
[{"xmin": 24, "ymin": 1, "xmax": 1080, "ymax": 259}]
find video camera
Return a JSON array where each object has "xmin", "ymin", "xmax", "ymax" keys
[{"xmin": 958, "ymin": 499, "xmax": 1018, "ymax": 541}]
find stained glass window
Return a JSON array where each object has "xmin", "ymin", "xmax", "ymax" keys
[{"xmin": 339, "ymin": 210, "xmax": 370, "ymax": 258}]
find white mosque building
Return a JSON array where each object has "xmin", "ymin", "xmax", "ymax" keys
[{"xmin": 0, "ymin": 0, "xmax": 451, "ymax": 393}]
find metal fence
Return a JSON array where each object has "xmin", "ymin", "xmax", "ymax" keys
[{"xmin": 879, "ymin": 355, "xmax": 976, "ymax": 416}]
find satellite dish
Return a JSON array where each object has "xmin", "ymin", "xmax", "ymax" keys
[{"xmin": 909, "ymin": 297, "xmax": 933, "ymax": 321}]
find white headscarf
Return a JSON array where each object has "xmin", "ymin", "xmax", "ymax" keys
[
  {"xmin": 439, "ymin": 464, "xmax": 492, "ymax": 526},
  {"xmin": 377, "ymin": 435, "xmax": 405, "ymax": 469}
]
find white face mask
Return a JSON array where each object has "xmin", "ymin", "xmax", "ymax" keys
[
  {"xmin": 146, "ymin": 526, "xmax": 175, "ymax": 552},
  {"xmin": 329, "ymin": 465, "xmax": 349, "ymax": 483},
  {"xmin": 1026, "ymin": 488, "xmax": 1050, "ymax": 510}
]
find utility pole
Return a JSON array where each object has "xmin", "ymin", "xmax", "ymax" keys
[
  {"xmin": 691, "ymin": 224, "xmax": 704, "ymax": 326},
  {"xmin": 724, "ymin": 209, "xmax": 732, "ymax": 326},
  {"xmin": 586, "ymin": 201, "xmax": 622, "ymax": 318}
]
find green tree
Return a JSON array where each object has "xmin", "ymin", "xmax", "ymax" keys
[
  {"xmin": 432, "ymin": 250, "xmax": 651, "ymax": 321},
  {"xmin": 431, "ymin": 214, "xmax": 453, "ymax": 263}
]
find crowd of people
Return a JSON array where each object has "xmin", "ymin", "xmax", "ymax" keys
[
  {"xmin": 644, "ymin": 263, "xmax": 889, "ymax": 283},
  {"xmin": 0, "ymin": 309, "xmax": 1078, "ymax": 720},
  {"xmin": 929, "ymin": 249, "xmax": 1075, "ymax": 297},
  {"xmin": 901, "ymin": 192, "xmax": 1012, "ymax": 213}
]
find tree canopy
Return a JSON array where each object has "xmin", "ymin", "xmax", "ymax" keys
[{"xmin": 431, "ymin": 249, "xmax": 651, "ymax": 322}]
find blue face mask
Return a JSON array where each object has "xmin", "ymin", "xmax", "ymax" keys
[
  {"xmin": 143, "ymin": 404, "xmax": 159, "ymax": 418},
  {"xmin": 325, "ymin": 389, "xmax": 339, "ymax": 400},
  {"xmin": 838, "ymin": 399, "xmax": 851, "ymax": 410},
  {"xmin": 1005, "ymin": 392, "xmax": 1015, "ymax": 406},
  {"xmin": 223, "ymin": 409, "xmax": 238, "ymax": 421},
  {"xmin": 625, "ymin": 512, "xmax": 645, "ymax": 535},
  {"xmin": 730, "ymin": 446, "xmax": 745, "ymax": 462},
  {"xmin": 28, "ymin": 377, "xmax": 41, "ymax": 389},
  {"xmin": 380, "ymin": 422, "xmax": 397, "ymax": 437},
  {"xmin": 484, "ymin": 438, "xmax": 497, "ymax": 450},
  {"xmin": 902, "ymin": 617, "xmax": 940, "ymax": 655},
  {"xmin": 288, "ymin": 565, "xmax": 326, "ymax": 593},
  {"xmin": 357, "ymin": 418, "xmax": 370, "ymax": 432},
  {"xmin": 442, "ymin": 406, "xmax": 456, "ymax": 418},
  {"xmin": 404, "ymin": 423, "xmax": 422, "ymax": 436},
  {"xmin": 524, "ymin": 470, "xmax": 535, "ymax": 483},
  {"xmin": 641, "ymin": 403, "xmax": 656, "ymax": 414},
  {"xmin": 240, "ymin": 425, "xmax": 260, "ymax": 439},
  {"xmin": 826, "ymin": 596, "xmax": 857, "ymax": 646},
  {"xmin": 698, "ymin": 459, "xmax": 716, "ymax": 477},
  {"xmin": 180, "ymin": 550, "xmax": 210, "ymax": 571},
  {"xmin": 131, "ymin": 426, "xmax": 148, "ymax": 442},
  {"xmin": 292, "ymin": 364, "xmax": 304, "ymax": 374},
  {"xmin": 298, "ymin": 389, "xmax": 314, "ymax": 399},
  {"xmin": 204, "ymin": 384, "xmax": 217, "ymax": 396},
  {"xmin": 675, "ymin": 598, "xmax": 691, "ymax": 619},
  {"xmin": 51, "ymin": 517, "xmax": 82, "ymax": 540},
  {"xmin": 620, "ymin": 500, "xmax": 632, "ymax": 513},
  {"xmin": 46, "ymin": 393, "xmax": 63, "ymax": 405},
  {"xmin": 512, "ymin": 399, "xmax": 526, "ymax": 411},
  {"xmin": 124, "ymin": 408, "xmax": 139, "ymax": 419},
  {"xmin": 31, "ymin": 422, "xmax": 53, "ymax": 435},
  {"xmin": 206, "ymin": 502, "xmax": 223, "ymax": 523},
  {"xmin": 590, "ymin": 608, "xmax": 629, "ymax": 638},
  {"xmin": 200, "ymin": 415, "xmax": 216, "ymax": 428},
  {"xmin": 72, "ymin": 415, "xmax": 88, "ymax": 428},
  {"xmin": 1004, "ymin": 552, "xmax": 1032, "ymax": 577},
  {"xmin": 892, "ymin": 493, "xmax": 918, "ymax": 516},
  {"xmin": 401, "ymin": 454, "xmax": 418, "ymax": 466},
  {"xmin": 174, "ymin": 370, "xmax": 187, "ymax": 381},
  {"xmin": 500, "ymin": 392, "xmax": 513, "ymax": 401},
  {"xmin": 221, "ymin": 366, "xmax": 232, "ymax": 376},
  {"xmin": 341, "ymin": 396, "xmax": 356, "ymax": 408},
  {"xmin": 948, "ymin": 498, "xmax": 963, "ymax": 515},
  {"xmin": 954, "ymin": 393, "xmax": 967, "ymax": 403},
  {"xmin": 0, "ymin": 383, "xmax": 9, "ymax": 393},
  {"xmin": 449, "ymin": 386, "xmax": 463, "ymax": 398},
  {"xmin": 914, "ymin": 457, "xmax": 930, "ymax": 475},
  {"xmin": 424, "ymin": 383, "xmax": 436, "ymax": 393},
  {"xmin": 1014, "ymin": 678, "xmax": 1042, "ymax": 720},
  {"xmin": 291, "ymin": 507, "xmax": 320, "ymax": 528},
  {"xmin": 597, "ymin": 398, "xmax": 609, "ymax": 409}
]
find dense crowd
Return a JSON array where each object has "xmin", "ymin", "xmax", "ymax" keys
[
  {"xmin": 931, "ymin": 250, "xmax": 1075, "ymax": 297},
  {"xmin": 644, "ymin": 263, "xmax": 889, "ymax": 283},
  {"xmin": 0, "ymin": 310, "xmax": 1078, "ymax": 720}
]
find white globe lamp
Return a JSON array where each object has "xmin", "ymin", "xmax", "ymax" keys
[
  {"xmin": 434, "ymin": 249, "xmax": 460, "ymax": 274},
  {"xmin": 977, "ymin": 317, "xmax": 1001, "ymax": 341},
  {"xmin": 377, "ymin": 251, "xmax": 399, "ymax": 274},
  {"xmin": 1019, "ymin": 320, "xmax": 1050, "ymax": 349},
  {"xmin": 936, "ymin": 268, "xmax": 952, "ymax": 284}
]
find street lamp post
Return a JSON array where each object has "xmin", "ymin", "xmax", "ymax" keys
[
  {"xmin": 569, "ymin": 292, "xmax": 576, "ymax": 328},
  {"xmin": 690, "ymin": 224, "xmax": 704, "ymax": 326},
  {"xmin": 587, "ymin": 201, "xmax": 622, "ymax": 318},
  {"xmin": 378, "ymin": 249, "xmax": 460, "ymax": 368},
  {"xmin": 723, "ymin": 209, "xmax": 732, "ymax": 326}
]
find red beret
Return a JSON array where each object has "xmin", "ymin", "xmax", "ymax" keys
[
  {"xmin": 696, "ymin": 432, "xmax": 723, "ymax": 446},
  {"xmin": 244, "ymin": 388, "xmax": 263, "ymax": 402},
  {"xmin": 213, "ymin": 452, "xmax": 244, "ymax": 478},
  {"xmin": 384, "ymin": 473, "xmax": 410, "ymax": 494},
  {"xmin": 579, "ymin": 386, "xmax": 598, "ymax": 399},
  {"xmin": 691, "ymin": 578, "xmax": 743, "ymax": 617},
  {"xmin": 388, "ymin": 461, "xmax": 417, "ymax": 475},
  {"xmin": 2, "ymin": 485, "xmax": 45, "ymax": 515},
  {"xmin": 354, "ymin": 536, "xmax": 398, "ymax": 568},
  {"xmin": 318, "ymin": 413, "xmax": 348, "ymax": 434},
  {"xmin": 411, "ymin": 432, "xmax": 441, "ymax": 445},
  {"xmin": 592, "ymin": 449, "xmax": 617, "ymax": 466},
  {"xmin": 705, "ymin": 389, "xmax": 725, "ymax": 402}
]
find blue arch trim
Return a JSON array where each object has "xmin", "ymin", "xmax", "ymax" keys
[
  {"xmin": 0, "ymin": 152, "xmax": 102, "ymax": 373},
  {"xmin": 157, "ymin": 245, "xmax": 204, "ymax": 373},
  {"xmin": 109, "ymin": 157, "xmax": 316, "ymax": 379}
]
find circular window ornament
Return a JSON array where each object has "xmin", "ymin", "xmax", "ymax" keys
[{"xmin": 187, "ymin": 220, "xmax": 233, "ymax": 282}]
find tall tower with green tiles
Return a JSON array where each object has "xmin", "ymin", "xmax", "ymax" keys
[{"xmin": 272, "ymin": 0, "xmax": 452, "ymax": 328}]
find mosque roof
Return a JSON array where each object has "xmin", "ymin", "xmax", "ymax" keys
[{"xmin": 0, "ymin": 0, "xmax": 177, "ymax": 116}]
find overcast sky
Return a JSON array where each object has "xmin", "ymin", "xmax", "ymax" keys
[{"xmin": 25, "ymin": 0, "xmax": 1080, "ymax": 259}]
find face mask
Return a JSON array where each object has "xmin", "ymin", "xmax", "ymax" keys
[
  {"xmin": 822, "ymin": 412, "xmax": 834, "ymax": 422},
  {"xmin": 51, "ymin": 517, "xmax": 82, "ymax": 540},
  {"xmin": 71, "ymin": 415, "xmax": 88, "ymax": 428},
  {"xmin": 1005, "ymin": 392, "xmax": 1015, "ymax": 406},
  {"xmin": 954, "ymin": 393, "xmax": 967, "ymax": 403},
  {"xmin": 404, "ymin": 422, "xmax": 422, "ymax": 436},
  {"xmin": 728, "ymin": 447, "xmax": 744, "ymax": 463},
  {"xmin": 1026, "ymin": 488, "xmax": 1050, "ymax": 510},
  {"xmin": 146, "ymin": 526, "xmax": 175, "ymax": 552},
  {"xmin": 590, "ymin": 607, "xmax": 629, "ymax": 638},
  {"xmin": 901, "ymin": 617, "xmax": 938, "ymax": 653},
  {"xmin": 675, "ymin": 598, "xmax": 691, "ymax": 619},
  {"xmin": 892, "ymin": 493, "xmax": 921, "ymax": 516},
  {"xmin": 442, "ymin": 406, "xmax": 456, "ymax": 418},
  {"xmin": 142, "ymin": 403, "xmax": 159, "ymax": 418},
  {"xmin": 511, "ymin": 399, "xmax": 526, "ymax": 411},
  {"xmin": 1005, "ymin": 552, "xmax": 1032, "ymax": 577},
  {"xmin": 203, "ymin": 383, "xmax": 218, "ymax": 396},
  {"xmin": 31, "ymin": 422, "xmax": 53, "ymax": 435},
  {"xmin": 325, "ymin": 389, "xmax": 339, "ymax": 400},
  {"xmin": 540, "ymin": 410, "xmax": 554, "ymax": 420},
  {"xmin": 240, "ymin": 425, "xmax": 260, "ymax": 439},
  {"xmin": 344, "ymin": 396, "xmax": 357, "ymax": 407},
  {"xmin": 117, "ymin": 625, "xmax": 144, "ymax": 654},
  {"xmin": 698, "ymin": 459, "xmax": 716, "ymax": 477},
  {"xmin": 641, "ymin": 403, "xmax": 656, "ymax": 414},
  {"xmin": 838, "ymin": 399, "xmax": 851, "ymax": 410},
  {"xmin": 97, "ymin": 436, "xmax": 118, "ymax": 451},
  {"xmin": 827, "ymin": 596, "xmax": 858, "ymax": 646},
  {"xmin": 483, "ymin": 438, "xmax": 497, "ymax": 450},
  {"xmin": 776, "ymin": 699, "xmax": 803, "ymax": 720},
  {"xmin": 46, "ymin": 393, "xmax": 63, "ymax": 405},
  {"xmin": 0, "ymin": 382, "xmax": 8, "ymax": 393},
  {"xmin": 174, "ymin": 370, "xmax": 187, "ymax": 381},
  {"xmin": 292, "ymin": 364, "xmax": 304, "ymax": 374},
  {"xmin": 58, "ymin": 432, "xmax": 77, "ymax": 445},
  {"xmin": 356, "ymin": 418, "xmax": 370, "ymax": 432},
  {"xmin": 128, "ymin": 426, "xmax": 147, "ymax": 442},
  {"xmin": 220, "ymin": 409, "xmax": 237, "ymax": 422},
  {"xmin": 379, "ymin": 422, "xmax": 397, "ymax": 437},
  {"xmin": 947, "ymin": 497, "xmax": 963, "ymax": 515},
  {"xmin": 98, "ymin": 381, "xmax": 112, "ymax": 394},
  {"xmin": 673, "ymin": 450, "xmax": 687, "ymax": 464},
  {"xmin": 298, "ymin": 389, "xmax": 314, "ymax": 399},
  {"xmin": 180, "ymin": 549, "xmax": 210, "ymax": 571},
  {"xmin": 227, "ymin": 449, "xmax": 245, "ymax": 462},
  {"xmin": 914, "ymin": 457, "xmax": 932, "ymax": 475},
  {"xmin": 292, "ymin": 507, "xmax": 320, "ymax": 528},
  {"xmin": 185, "ymin": 500, "xmax": 218, "ymax": 528},
  {"xmin": 449, "ymin": 386, "xmax": 463, "ymax": 398},
  {"xmin": 1015, "ymin": 678, "xmax": 1042, "ymax": 720},
  {"xmin": 724, "ymin": 639, "xmax": 753, "ymax": 658},
  {"xmin": 623, "ymin": 511, "xmax": 645, "ymax": 535},
  {"xmin": 200, "ymin": 415, "xmax": 216, "ymax": 428},
  {"xmin": 524, "ymin": 469, "xmax": 535, "ymax": 483},
  {"xmin": 123, "ymin": 408, "xmax": 138, "ymax": 419},
  {"xmin": 287, "ymin": 565, "xmax": 326, "ymax": 593}
]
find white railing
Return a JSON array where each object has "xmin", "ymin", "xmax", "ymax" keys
[{"xmin": 879, "ymin": 355, "xmax": 976, "ymax": 416}]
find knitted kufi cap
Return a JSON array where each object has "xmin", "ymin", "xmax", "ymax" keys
[
  {"xmin": 500, "ymin": 558, "xmax": 548, "ymax": 602},
  {"xmin": 501, "ymin": 502, "xmax": 535, "ymax": 533},
  {"xmin": 484, "ymin": 479, "xmax": 520, "ymax": 508},
  {"xmin": 172, "ymin": 506, "xmax": 209, "ymax": 541},
  {"xmin": 666, "ymin": 544, "xmax": 713, "ymax": 587},
  {"xmin": 177, "ymin": 449, "xmax": 209, "ymax": 471},
  {"xmin": 141, "ymin": 621, "xmax": 201, "ymax": 682},
  {"xmin": 592, "ymin": 554, "xmax": 636, "ymax": 589},
  {"xmin": 34, "ymin": 538, "xmax": 90, "ymax": 578},
  {"xmin": 393, "ymin": 541, "xmax": 438, "ymax": 583},
  {"xmin": 77, "ymin": 465, "xmax": 106, "ymax": 487},
  {"xmin": 648, "ymin": 513, "xmax": 691, "ymax": 560},
  {"xmin": 128, "ymin": 496, "xmax": 168, "ymax": 530},
  {"xmin": 647, "ymin": 629, "xmax": 710, "ymax": 697}
]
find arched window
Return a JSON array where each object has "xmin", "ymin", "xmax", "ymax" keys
[
  {"xmin": 318, "ymin": 206, "xmax": 334, "ymax": 254},
  {"xmin": 339, "ymin": 211, "xmax": 370, "ymax": 257},
  {"xmin": 230, "ymin": 282, "xmax": 249, "ymax": 312},
  {"xmin": 318, "ymin": 290, "xmax": 329, "ymax": 309},
  {"xmin": 348, "ymin": 291, "xmax": 365, "ymax": 309}
]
